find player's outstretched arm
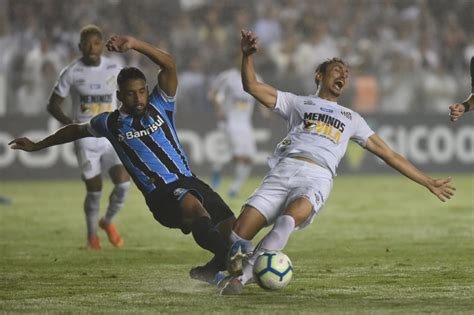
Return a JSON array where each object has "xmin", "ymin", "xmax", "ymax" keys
[
  {"xmin": 47, "ymin": 92, "xmax": 73, "ymax": 125},
  {"xmin": 449, "ymin": 56, "xmax": 474, "ymax": 121},
  {"xmin": 241, "ymin": 30, "xmax": 277, "ymax": 109},
  {"xmin": 365, "ymin": 134, "xmax": 455, "ymax": 202},
  {"xmin": 9, "ymin": 123, "xmax": 92, "ymax": 152},
  {"xmin": 449, "ymin": 94, "xmax": 473, "ymax": 121},
  {"xmin": 106, "ymin": 35, "xmax": 177, "ymax": 96}
]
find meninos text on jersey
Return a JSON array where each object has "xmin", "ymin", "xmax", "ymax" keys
[{"xmin": 303, "ymin": 112, "xmax": 346, "ymax": 144}]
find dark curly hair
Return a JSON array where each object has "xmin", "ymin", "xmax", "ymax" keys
[{"xmin": 117, "ymin": 67, "xmax": 147, "ymax": 90}]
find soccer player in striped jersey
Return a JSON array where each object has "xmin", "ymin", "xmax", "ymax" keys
[
  {"xmin": 47, "ymin": 25, "xmax": 130, "ymax": 250},
  {"xmin": 9, "ymin": 35, "xmax": 236, "ymax": 283},
  {"xmin": 220, "ymin": 30, "xmax": 455, "ymax": 295},
  {"xmin": 449, "ymin": 56, "xmax": 473, "ymax": 121}
]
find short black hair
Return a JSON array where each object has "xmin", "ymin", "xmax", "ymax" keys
[
  {"xmin": 117, "ymin": 67, "xmax": 147, "ymax": 90},
  {"xmin": 79, "ymin": 24, "xmax": 103, "ymax": 42},
  {"xmin": 315, "ymin": 58, "xmax": 347, "ymax": 87}
]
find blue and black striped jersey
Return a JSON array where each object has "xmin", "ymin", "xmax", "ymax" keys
[{"xmin": 89, "ymin": 85, "xmax": 192, "ymax": 194}]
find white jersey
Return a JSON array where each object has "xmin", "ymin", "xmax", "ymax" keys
[
  {"xmin": 53, "ymin": 56, "xmax": 122, "ymax": 123},
  {"xmin": 212, "ymin": 68, "xmax": 258, "ymax": 126},
  {"xmin": 270, "ymin": 90, "xmax": 375, "ymax": 177}
]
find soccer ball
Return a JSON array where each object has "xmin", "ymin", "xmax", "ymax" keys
[{"xmin": 252, "ymin": 251, "xmax": 293, "ymax": 290}]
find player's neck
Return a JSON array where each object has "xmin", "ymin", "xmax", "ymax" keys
[
  {"xmin": 317, "ymin": 90, "xmax": 338, "ymax": 102},
  {"xmin": 81, "ymin": 56, "xmax": 102, "ymax": 67}
]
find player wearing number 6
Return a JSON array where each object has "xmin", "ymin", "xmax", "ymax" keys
[{"xmin": 47, "ymin": 25, "xmax": 130, "ymax": 250}]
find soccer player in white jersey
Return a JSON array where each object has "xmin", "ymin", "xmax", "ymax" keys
[
  {"xmin": 220, "ymin": 30, "xmax": 456, "ymax": 295},
  {"xmin": 209, "ymin": 67, "xmax": 259, "ymax": 197},
  {"xmin": 47, "ymin": 25, "xmax": 131, "ymax": 250}
]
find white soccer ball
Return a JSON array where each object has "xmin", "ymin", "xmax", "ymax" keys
[{"xmin": 252, "ymin": 251, "xmax": 293, "ymax": 290}]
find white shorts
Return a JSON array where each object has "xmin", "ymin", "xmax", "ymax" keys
[
  {"xmin": 245, "ymin": 158, "xmax": 333, "ymax": 230},
  {"xmin": 74, "ymin": 137, "xmax": 122, "ymax": 180},
  {"xmin": 225, "ymin": 122, "xmax": 256, "ymax": 158}
]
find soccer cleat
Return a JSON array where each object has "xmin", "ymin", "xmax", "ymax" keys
[
  {"xmin": 226, "ymin": 240, "xmax": 250, "ymax": 276},
  {"xmin": 99, "ymin": 218, "xmax": 124, "ymax": 248},
  {"xmin": 87, "ymin": 234, "xmax": 101, "ymax": 250},
  {"xmin": 219, "ymin": 277, "xmax": 244, "ymax": 296},
  {"xmin": 190, "ymin": 265, "xmax": 218, "ymax": 284},
  {"xmin": 190, "ymin": 258, "xmax": 226, "ymax": 285},
  {"xmin": 216, "ymin": 274, "xmax": 233, "ymax": 289}
]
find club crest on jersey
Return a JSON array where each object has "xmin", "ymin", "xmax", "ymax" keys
[
  {"xmin": 117, "ymin": 115, "xmax": 165, "ymax": 142},
  {"xmin": 281, "ymin": 137, "xmax": 292, "ymax": 146},
  {"xmin": 341, "ymin": 111, "xmax": 352, "ymax": 120}
]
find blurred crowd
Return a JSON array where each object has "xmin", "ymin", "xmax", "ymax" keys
[{"xmin": 0, "ymin": 0, "xmax": 472, "ymax": 117}]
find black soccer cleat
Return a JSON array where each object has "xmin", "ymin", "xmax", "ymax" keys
[{"xmin": 189, "ymin": 264, "xmax": 219, "ymax": 284}]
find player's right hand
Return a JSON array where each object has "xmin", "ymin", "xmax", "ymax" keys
[
  {"xmin": 8, "ymin": 137, "xmax": 38, "ymax": 152},
  {"xmin": 106, "ymin": 35, "xmax": 134, "ymax": 53},
  {"xmin": 241, "ymin": 30, "xmax": 258, "ymax": 56},
  {"xmin": 449, "ymin": 103, "xmax": 465, "ymax": 121}
]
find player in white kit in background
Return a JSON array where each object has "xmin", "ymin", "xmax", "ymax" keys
[
  {"xmin": 47, "ymin": 25, "xmax": 131, "ymax": 250},
  {"xmin": 220, "ymin": 30, "xmax": 456, "ymax": 295},
  {"xmin": 208, "ymin": 67, "xmax": 260, "ymax": 198}
]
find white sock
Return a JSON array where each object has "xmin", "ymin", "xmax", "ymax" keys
[
  {"xmin": 229, "ymin": 163, "xmax": 252, "ymax": 194},
  {"xmin": 104, "ymin": 181, "xmax": 130, "ymax": 225},
  {"xmin": 84, "ymin": 191, "xmax": 102, "ymax": 238},
  {"xmin": 240, "ymin": 215, "xmax": 296, "ymax": 285},
  {"xmin": 259, "ymin": 215, "xmax": 295, "ymax": 252}
]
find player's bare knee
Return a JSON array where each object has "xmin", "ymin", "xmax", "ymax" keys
[
  {"xmin": 233, "ymin": 206, "xmax": 266, "ymax": 240},
  {"xmin": 84, "ymin": 175, "xmax": 102, "ymax": 192},
  {"xmin": 284, "ymin": 198, "xmax": 313, "ymax": 226}
]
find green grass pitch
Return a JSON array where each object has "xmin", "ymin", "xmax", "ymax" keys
[{"xmin": 0, "ymin": 175, "xmax": 473, "ymax": 313}]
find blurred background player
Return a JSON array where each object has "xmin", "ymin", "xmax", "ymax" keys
[
  {"xmin": 220, "ymin": 30, "xmax": 456, "ymax": 295},
  {"xmin": 47, "ymin": 25, "xmax": 131, "ymax": 250},
  {"xmin": 208, "ymin": 63, "xmax": 262, "ymax": 197},
  {"xmin": 10, "ymin": 34, "xmax": 236, "ymax": 283},
  {"xmin": 449, "ymin": 56, "xmax": 473, "ymax": 121}
]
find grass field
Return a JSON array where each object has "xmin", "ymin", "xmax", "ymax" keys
[{"xmin": 0, "ymin": 175, "xmax": 473, "ymax": 314}]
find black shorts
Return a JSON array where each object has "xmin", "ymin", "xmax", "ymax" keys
[{"xmin": 144, "ymin": 176, "xmax": 235, "ymax": 234}]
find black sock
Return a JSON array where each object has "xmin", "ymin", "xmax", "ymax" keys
[{"xmin": 191, "ymin": 216, "xmax": 228, "ymax": 264}]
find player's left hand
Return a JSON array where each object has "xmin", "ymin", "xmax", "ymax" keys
[
  {"xmin": 449, "ymin": 103, "xmax": 465, "ymax": 121},
  {"xmin": 426, "ymin": 177, "xmax": 455, "ymax": 202},
  {"xmin": 106, "ymin": 35, "xmax": 135, "ymax": 53},
  {"xmin": 8, "ymin": 137, "xmax": 38, "ymax": 152},
  {"xmin": 241, "ymin": 30, "xmax": 258, "ymax": 56}
]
